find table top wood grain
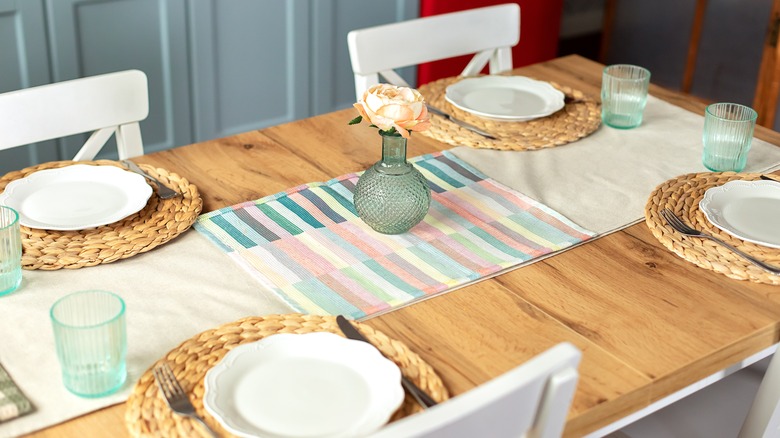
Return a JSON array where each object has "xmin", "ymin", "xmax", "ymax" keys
[{"xmin": 24, "ymin": 55, "xmax": 780, "ymax": 438}]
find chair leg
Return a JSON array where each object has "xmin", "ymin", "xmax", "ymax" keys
[
  {"xmin": 681, "ymin": 0, "xmax": 708, "ymax": 94},
  {"xmin": 753, "ymin": 0, "xmax": 780, "ymax": 128},
  {"xmin": 598, "ymin": 0, "xmax": 617, "ymax": 64},
  {"xmin": 739, "ymin": 351, "xmax": 780, "ymax": 438}
]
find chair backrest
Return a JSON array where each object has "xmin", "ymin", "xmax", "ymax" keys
[
  {"xmin": 369, "ymin": 342, "xmax": 581, "ymax": 438},
  {"xmin": 0, "ymin": 69, "xmax": 149, "ymax": 161},
  {"xmin": 347, "ymin": 3, "xmax": 521, "ymax": 100}
]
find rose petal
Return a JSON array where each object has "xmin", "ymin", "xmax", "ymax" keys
[
  {"xmin": 376, "ymin": 104, "xmax": 413, "ymax": 121},
  {"xmin": 353, "ymin": 103, "xmax": 369, "ymax": 120},
  {"xmin": 394, "ymin": 124, "xmax": 411, "ymax": 138},
  {"xmin": 365, "ymin": 93, "xmax": 385, "ymax": 112}
]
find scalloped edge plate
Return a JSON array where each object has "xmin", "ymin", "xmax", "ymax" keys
[
  {"xmin": 0, "ymin": 165, "xmax": 152, "ymax": 230},
  {"xmin": 203, "ymin": 332, "xmax": 404, "ymax": 438},
  {"xmin": 699, "ymin": 180, "xmax": 780, "ymax": 248},
  {"xmin": 445, "ymin": 76, "xmax": 565, "ymax": 121}
]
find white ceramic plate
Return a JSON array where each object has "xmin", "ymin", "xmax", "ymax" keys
[
  {"xmin": 0, "ymin": 165, "xmax": 153, "ymax": 230},
  {"xmin": 445, "ymin": 76, "xmax": 565, "ymax": 121},
  {"xmin": 203, "ymin": 332, "xmax": 404, "ymax": 438},
  {"xmin": 699, "ymin": 180, "xmax": 780, "ymax": 248}
]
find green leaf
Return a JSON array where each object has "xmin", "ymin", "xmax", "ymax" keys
[{"xmin": 348, "ymin": 115, "xmax": 362, "ymax": 125}]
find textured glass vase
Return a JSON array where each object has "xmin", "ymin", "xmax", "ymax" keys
[{"xmin": 353, "ymin": 132, "xmax": 431, "ymax": 234}]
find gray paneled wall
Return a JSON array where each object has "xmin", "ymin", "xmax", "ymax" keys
[
  {"xmin": 189, "ymin": 1, "xmax": 310, "ymax": 140},
  {"xmin": 47, "ymin": 0, "xmax": 192, "ymax": 156},
  {"xmin": 0, "ymin": 0, "xmax": 58, "ymax": 170},
  {"xmin": 0, "ymin": 0, "xmax": 419, "ymax": 175}
]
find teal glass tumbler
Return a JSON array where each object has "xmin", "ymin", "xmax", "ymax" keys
[
  {"xmin": 702, "ymin": 103, "xmax": 758, "ymax": 172},
  {"xmin": 50, "ymin": 290, "xmax": 127, "ymax": 397},
  {"xmin": 353, "ymin": 132, "xmax": 431, "ymax": 234},
  {"xmin": 0, "ymin": 206, "xmax": 21, "ymax": 296},
  {"xmin": 601, "ymin": 64, "xmax": 651, "ymax": 129}
]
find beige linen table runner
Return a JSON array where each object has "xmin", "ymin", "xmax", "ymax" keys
[
  {"xmin": 2, "ymin": 95, "xmax": 780, "ymax": 437},
  {"xmin": 0, "ymin": 232, "xmax": 293, "ymax": 437},
  {"xmin": 451, "ymin": 95, "xmax": 780, "ymax": 235}
]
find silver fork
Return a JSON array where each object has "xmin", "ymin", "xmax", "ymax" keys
[
  {"xmin": 660, "ymin": 208, "xmax": 780, "ymax": 275},
  {"xmin": 121, "ymin": 160, "xmax": 181, "ymax": 200},
  {"xmin": 426, "ymin": 104, "xmax": 497, "ymax": 139},
  {"xmin": 153, "ymin": 362, "xmax": 218, "ymax": 437}
]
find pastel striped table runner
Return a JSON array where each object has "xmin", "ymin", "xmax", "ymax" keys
[{"xmin": 195, "ymin": 151, "xmax": 595, "ymax": 319}]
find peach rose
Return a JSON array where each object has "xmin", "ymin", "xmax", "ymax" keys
[{"xmin": 353, "ymin": 84, "xmax": 431, "ymax": 138}]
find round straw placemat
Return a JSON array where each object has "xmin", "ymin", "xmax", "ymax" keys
[
  {"xmin": 125, "ymin": 314, "xmax": 449, "ymax": 438},
  {"xmin": 418, "ymin": 75, "xmax": 601, "ymax": 151},
  {"xmin": 0, "ymin": 160, "xmax": 202, "ymax": 270},
  {"xmin": 645, "ymin": 172, "xmax": 780, "ymax": 285}
]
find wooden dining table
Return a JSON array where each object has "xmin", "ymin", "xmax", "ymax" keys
[{"xmin": 24, "ymin": 54, "xmax": 780, "ymax": 437}]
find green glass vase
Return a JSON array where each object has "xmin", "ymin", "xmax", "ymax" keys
[{"xmin": 353, "ymin": 132, "xmax": 431, "ymax": 234}]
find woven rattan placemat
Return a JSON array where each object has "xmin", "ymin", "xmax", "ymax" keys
[
  {"xmin": 125, "ymin": 314, "xmax": 449, "ymax": 437},
  {"xmin": 418, "ymin": 76, "xmax": 601, "ymax": 151},
  {"xmin": 645, "ymin": 172, "xmax": 780, "ymax": 285},
  {"xmin": 0, "ymin": 160, "xmax": 202, "ymax": 270}
]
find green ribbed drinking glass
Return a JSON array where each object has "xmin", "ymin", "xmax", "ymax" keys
[
  {"xmin": 50, "ymin": 290, "xmax": 127, "ymax": 397},
  {"xmin": 353, "ymin": 132, "xmax": 431, "ymax": 234},
  {"xmin": 601, "ymin": 64, "xmax": 651, "ymax": 129},
  {"xmin": 702, "ymin": 102, "xmax": 758, "ymax": 172},
  {"xmin": 0, "ymin": 206, "xmax": 21, "ymax": 296}
]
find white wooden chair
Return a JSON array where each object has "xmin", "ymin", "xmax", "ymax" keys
[
  {"xmin": 612, "ymin": 350, "xmax": 780, "ymax": 438},
  {"xmin": 0, "ymin": 69, "xmax": 149, "ymax": 161},
  {"xmin": 740, "ymin": 352, "xmax": 780, "ymax": 438},
  {"xmin": 369, "ymin": 342, "xmax": 581, "ymax": 438},
  {"xmin": 347, "ymin": 3, "xmax": 521, "ymax": 100}
]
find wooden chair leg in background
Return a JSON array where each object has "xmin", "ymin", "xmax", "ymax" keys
[
  {"xmin": 682, "ymin": 0, "xmax": 708, "ymax": 94},
  {"xmin": 754, "ymin": 0, "xmax": 780, "ymax": 128},
  {"xmin": 600, "ymin": 0, "xmax": 707, "ymax": 92},
  {"xmin": 598, "ymin": 0, "xmax": 616, "ymax": 64}
]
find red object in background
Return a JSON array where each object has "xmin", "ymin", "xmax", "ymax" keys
[{"xmin": 417, "ymin": 0, "xmax": 563, "ymax": 86}]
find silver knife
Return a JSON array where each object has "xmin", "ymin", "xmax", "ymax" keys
[
  {"xmin": 336, "ymin": 315, "xmax": 438, "ymax": 409},
  {"xmin": 427, "ymin": 104, "xmax": 497, "ymax": 140},
  {"xmin": 121, "ymin": 160, "xmax": 181, "ymax": 199}
]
